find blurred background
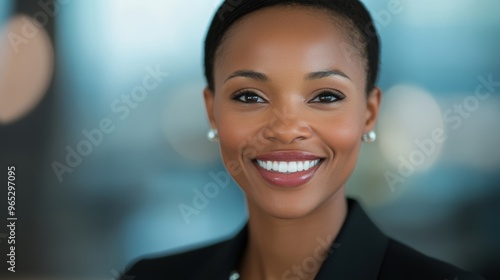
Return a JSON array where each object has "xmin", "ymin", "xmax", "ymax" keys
[{"xmin": 0, "ymin": 0, "xmax": 499, "ymax": 279}]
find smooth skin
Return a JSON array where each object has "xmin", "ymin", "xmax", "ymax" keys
[{"xmin": 204, "ymin": 6, "xmax": 381, "ymax": 280}]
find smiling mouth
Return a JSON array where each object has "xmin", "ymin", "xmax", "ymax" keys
[
  {"xmin": 251, "ymin": 157, "xmax": 325, "ymax": 187},
  {"xmin": 255, "ymin": 159, "xmax": 321, "ymax": 173}
]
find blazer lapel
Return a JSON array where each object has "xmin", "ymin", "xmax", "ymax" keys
[
  {"xmin": 189, "ymin": 199, "xmax": 387, "ymax": 280},
  {"xmin": 315, "ymin": 199, "xmax": 388, "ymax": 280},
  {"xmin": 190, "ymin": 223, "xmax": 248, "ymax": 280}
]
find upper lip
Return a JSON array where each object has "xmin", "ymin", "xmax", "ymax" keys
[{"xmin": 253, "ymin": 150, "xmax": 324, "ymax": 161}]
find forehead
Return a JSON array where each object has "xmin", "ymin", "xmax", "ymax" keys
[{"xmin": 214, "ymin": 5, "xmax": 366, "ymax": 89}]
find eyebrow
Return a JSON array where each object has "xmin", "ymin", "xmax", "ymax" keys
[
  {"xmin": 225, "ymin": 70, "xmax": 269, "ymax": 83},
  {"xmin": 305, "ymin": 69, "xmax": 351, "ymax": 81},
  {"xmin": 224, "ymin": 69, "xmax": 351, "ymax": 83}
]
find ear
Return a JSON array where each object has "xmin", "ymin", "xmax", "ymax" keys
[
  {"xmin": 364, "ymin": 87, "xmax": 382, "ymax": 133},
  {"xmin": 203, "ymin": 87, "xmax": 216, "ymax": 128}
]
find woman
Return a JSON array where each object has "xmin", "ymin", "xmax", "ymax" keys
[{"xmin": 123, "ymin": 1, "xmax": 484, "ymax": 279}]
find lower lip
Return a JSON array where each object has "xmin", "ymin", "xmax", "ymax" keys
[{"xmin": 253, "ymin": 160, "xmax": 323, "ymax": 187}]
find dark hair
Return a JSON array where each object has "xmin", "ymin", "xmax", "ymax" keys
[{"xmin": 204, "ymin": 0, "xmax": 380, "ymax": 94}]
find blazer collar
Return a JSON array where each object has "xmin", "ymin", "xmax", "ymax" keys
[
  {"xmin": 191, "ymin": 223, "xmax": 248, "ymax": 279},
  {"xmin": 193, "ymin": 198, "xmax": 388, "ymax": 280},
  {"xmin": 314, "ymin": 198, "xmax": 388, "ymax": 280}
]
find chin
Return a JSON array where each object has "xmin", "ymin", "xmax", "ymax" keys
[
  {"xmin": 245, "ymin": 188, "xmax": 339, "ymax": 220},
  {"xmin": 269, "ymin": 203, "xmax": 314, "ymax": 220}
]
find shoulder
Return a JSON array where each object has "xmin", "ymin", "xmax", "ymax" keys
[
  {"xmin": 122, "ymin": 224, "xmax": 248, "ymax": 280},
  {"xmin": 378, "ymin": 238, "xmax": 485, "ymax": 280},
  {"xmin": 121, "ymin": 239, "xmax": 230, "ymax": 280}
]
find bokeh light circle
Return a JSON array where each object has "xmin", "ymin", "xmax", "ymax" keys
[
  {"xmin": 162, "ymin": 84, "xmax": 220, "ymax": 164},
  {"xmin": 0, "ymin": 15, "xmax": 54, "ymax": 124},
  {"xmin": 378, "ymin": 85, "xmax": 444, "ymax": 171}
]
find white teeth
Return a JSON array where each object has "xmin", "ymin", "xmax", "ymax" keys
[
  {"xmin": 256, "ymin": 159, "xmax": 320, "ymax": 173},
  {"xmin": 272, "ymin": 161, "xmax": 279, "ymax": 171},
  {"xmin": 278, "ymin": 162, "xmax": 287, "ymax": 173},
  {"xmin": 297, "ymin": 161, "xmax": 304, "ymax": 171},
  {"xmin": 266, "ymin": 161, "xmax": 272, "ymax": 170},
  {"xmin": 304, "ymin": 161, "xmax": 310, "ymax": 170}
]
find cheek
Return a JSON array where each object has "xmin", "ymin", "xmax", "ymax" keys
[
  {"xmin": 218, "ymin": 122, "xmax": 247, "ymax": 160},
  {"xmin": 320, "ymin": 105, "xmax": 366, "ymax": 152},
  {"xmin": 326, "ymin": 117, "xmax": 363, "ymax": 151},
  {"xmin": 216, "ymin": 114, "xmax": 267, "ymax": 188},
  {"xmin": 318, "ymin": 112, "xmax": 365, "ymax": 182},
  {"xmin": 214, "ymin": 103, "xmax": 260, "ymax": 166}
]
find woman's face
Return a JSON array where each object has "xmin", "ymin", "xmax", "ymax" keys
[{"xmin": 204, "ymin": 6, "xmax": 381, "ymax": 218}]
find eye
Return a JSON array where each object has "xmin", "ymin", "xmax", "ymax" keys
[
  {"xmin": 309, "ymin": 90, "xmax": 346, "ymax": 104},
  {"xmin": 231, "ymin": 90, "xmax": 267, "ymax": 104}
]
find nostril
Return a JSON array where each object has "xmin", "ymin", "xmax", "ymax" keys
[
  {"xmin": 264, "ymin": 123, "xmax": 313, "ymax": 144},
  {"xmin": 261, "ymin": 126, "xmax": 276, "ymax": 140}
]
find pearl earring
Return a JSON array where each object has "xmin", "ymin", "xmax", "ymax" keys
[
  {"xmin": 362, "ymin": 131, "xmax": 377, "ymax": 143},
  {"xmin": 207, "ymin": 128, "xmax": 219, "ymax": 142}
]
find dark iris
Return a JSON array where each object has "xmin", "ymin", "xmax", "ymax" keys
[
  {"xmin": 310, "ymin": 91, "xmax": 345, "ymax": 103},
  {"xmin": 232, "ymin": 91, "xmax": 266, "ymax": 103}
]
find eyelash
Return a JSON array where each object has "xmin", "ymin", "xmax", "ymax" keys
[
  {"xmin": 230, "ymin": 89, "xmax": 346, "ymax": 104},
  {"xmin": 230, "ymin": 90, "xmax": 267, "ymax": 104},
  {"xmin": 310, "ymin": 90, "xmax": 346, "ymax": 103}
]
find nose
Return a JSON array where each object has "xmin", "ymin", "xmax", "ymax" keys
[{"xmin": 262, "ymin": 107, "xmax": 313, "ymax": 144}]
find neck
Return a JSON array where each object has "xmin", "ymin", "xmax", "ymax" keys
[{"xmin": 239, "ymin": 187, "xmax": 347, "ymax": 280}]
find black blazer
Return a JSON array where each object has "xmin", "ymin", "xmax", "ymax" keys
[{"xmin": 123, "ymin": 199, "xmax": 484, "ymax": 280}]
